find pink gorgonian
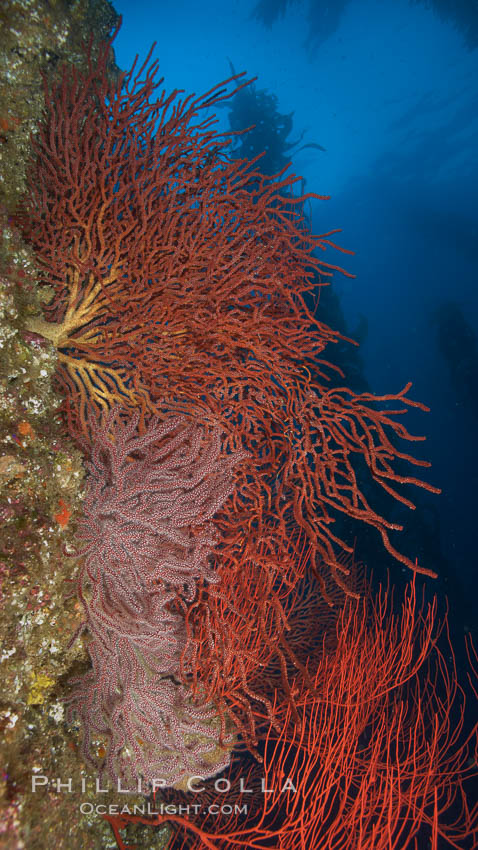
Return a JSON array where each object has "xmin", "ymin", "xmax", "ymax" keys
[{"xmin": 68, "ymin": 409, "xmax": 246, "ymax": 787}]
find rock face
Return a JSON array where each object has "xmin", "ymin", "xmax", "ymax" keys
[{"xmin": 0, "ymin": 3, "xmax": 164, "ymax": 850}]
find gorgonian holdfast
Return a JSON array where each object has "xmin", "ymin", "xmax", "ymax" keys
[{"xmin": 67, "ymin": 408, "xmax": 247, "ymax": 788}]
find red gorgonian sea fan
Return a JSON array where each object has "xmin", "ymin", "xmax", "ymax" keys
[
  {"xmin": 68, "ymin": 409, "xmax": 246, "ymax": 787},
  {"xmin": 21, "ymin": 24, "xmax": 440, "ymax": 601},
  {"xmin": 106, "ymin": 581, "xmax": 478, "ymax": 850}
]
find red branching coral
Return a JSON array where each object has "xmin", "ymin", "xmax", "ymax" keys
[
  {"xmin": 179, "ymin": 535, "xmax": 321, "ymax": 753},
  {"xmin": 105, "ymin": 580, "xmax": 478, "ymax": 850},
  {"xmin": 68, "ymin": 408, "xmax": 246, "ymax": 786},
  {"xmin": 21, "ymin": 26, "xmax": 439, "ymax": 603}
]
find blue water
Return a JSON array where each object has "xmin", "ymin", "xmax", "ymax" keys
[{"xmin": 112, "ymin": 0, "xmax": 478, "ymax": 632}]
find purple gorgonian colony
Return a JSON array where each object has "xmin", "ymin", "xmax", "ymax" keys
[{"xmin": 68, "ymin": 410, "xmax": 246, "ymax": 788}]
